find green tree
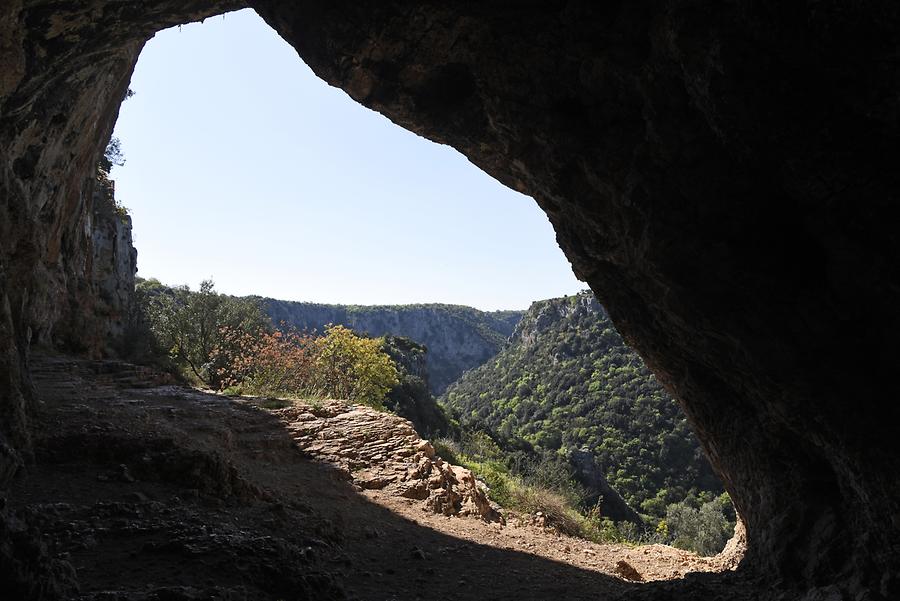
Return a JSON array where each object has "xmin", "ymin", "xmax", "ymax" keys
[
  {"xmin": 141, "ymin": 279, "xmax": 268, "ymax": 387},
  {"xmin": 664, "ymin": 496, "xmax": 733, "ymax": 555},
  {"xmin": 312, "ymin": 324, "xmax": 399, "ymax": 408}
]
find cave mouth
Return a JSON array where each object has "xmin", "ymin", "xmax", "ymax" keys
[
  {"xmin": 104, "ymin": 7, "xmax": 734, "ymax": 559},
  {"xmin": 3, "ymin": 2, "xmax": 899, "ymax": 598},
  {"xmin": 110, "ymin": 8, "xmax": 584, "ymax": 312}
]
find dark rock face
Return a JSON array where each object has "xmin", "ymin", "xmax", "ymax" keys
[{"xmin": 1, "ymin": 1, "xmax": 899, "ymax": 597}]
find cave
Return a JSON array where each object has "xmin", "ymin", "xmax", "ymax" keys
[{"xmin": 1, "ymin": 1, "xmax": 899, "ymax": 599}]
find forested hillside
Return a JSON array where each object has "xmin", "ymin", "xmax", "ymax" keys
[
  {"xmin": 262, "ymin": 299, "xmax": 523, "ymax": 394},
  {"xmin": 441, "ymin": 291, "xmax": 723, "ymax": 519}
]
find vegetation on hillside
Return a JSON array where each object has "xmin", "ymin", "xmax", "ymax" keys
[
  {"xmin": 379, "ymin": 336, "xmax": 453, "ymax": 437},
  {"xmin": 440, "ymin": 291, "xmax": 735, "ymax": 553},
  {"xmin": 127, "ymin": 280, "xmax": 733, "ymax": 553}
]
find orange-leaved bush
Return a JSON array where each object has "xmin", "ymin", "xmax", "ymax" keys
[
  {"xmin": 214, "ymin": 323, "xmax": 399, "ymax": 409},
  {"xmin": 213, "ymin": 326, "xmax": 316, "ymax": 396}
]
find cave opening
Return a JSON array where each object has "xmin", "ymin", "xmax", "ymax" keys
[
  {"xmin": 3, "ymin": 2, "xmax": 899, "ymax": 599},
  {"xmin": 101, "ymin": 7, "xmax": 733, "ymax": 560},
  {"xmin": 112, "ymin": 9, "xmax": 583, "ymax": 311}
]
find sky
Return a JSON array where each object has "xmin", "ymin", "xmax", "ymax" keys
[{"xmin": 111, "ymin": 9, "xmax": 585, "ymax": 311}]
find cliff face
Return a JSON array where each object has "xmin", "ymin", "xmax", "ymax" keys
[
  {"xmin": 511, "ymin": 292, "xmax": 600, "ymax": 348},
  {"xmin": 2, "ymin": 1, "xmax": 900, "ymax": 597},
  {"xmin": 89, "ymin": 174, "xmax": 138, "ymax": 350},
  {"xmin": 264, "ymin": 299, "xmax": 523, "ymax": 394},
  {"xmin": 56, "ymin": 172, "xmax": 140, "ymax": 357}
]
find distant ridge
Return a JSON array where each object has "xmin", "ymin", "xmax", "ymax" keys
[{"xmin": 258, "ymin": 298, "xmax": 524, "ymax": 394}]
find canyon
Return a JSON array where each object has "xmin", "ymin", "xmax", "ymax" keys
[{"xmin": 263, "ymin": 299, "xmax": 521, "ymax": 395}]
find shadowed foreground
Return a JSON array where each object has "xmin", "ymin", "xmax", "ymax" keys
[{"xmin": 8, "ymin": 356, "xmax": 754, "ymax": 601}]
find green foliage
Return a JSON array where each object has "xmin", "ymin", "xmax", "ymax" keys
[
  {"xmin": 260, "ymin": 298, "xmax": 524, "ymax": 393},
  {"xmin": 441, "ymin": 291, "xmax": 722, "ymax": 518},
  {"xmin": 664, "ymin": 493, "xmax": 734, "ymax": 556},
  {"xmin": 437, "ymin": 428, "xmax": 619, "ymax": 543},
  {"xmin": 312, "ymin": 325, "xmax": 399, "ymax": 408},
  {"xmin": 432, "ymin": 438, "xmax": 462, "ymax": 466},
  {"xmin": 380, "ymin": 336, "xmax": 453, "ymax": 437},
  {"xmin": 139, "ymin": 279, "xmax": 269, "ymax": 387},
  {"xmin": 136, "ymin": 281, "xmax": 402, "ymax": 410}
]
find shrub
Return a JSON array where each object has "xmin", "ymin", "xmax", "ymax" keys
[
  {"xmin": 211, "ymin": 322, "xmax": 398, "ymax": 409},
  {"xmin": 140, "ymin": 280, "xmax": 268, "ymax": 387},
  {"xmin": 508, "ymin": 484, "xmax": 585, "ymax": 537},
  {"xmin": 517, "ymin": 455, "xmax": 587, "ymax": 508},
  {"xmin": 311, "ymin": 325, "xmax": 399, "ymax": 408},
  {"xmin": 432, "ymin": 437, "xmax": 462, "ymax": 465},
  {"xmin": 214, "ymin": 327, "xmax": 316, "ymax": 396},
  {"xmin": 665, "ymin": 496, "xmax": 733, "ymax": 555}
]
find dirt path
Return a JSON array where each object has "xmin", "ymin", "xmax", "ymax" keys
[{"xmin": 9, "ymin": 355, "xmax": 754, "ymax": 600}]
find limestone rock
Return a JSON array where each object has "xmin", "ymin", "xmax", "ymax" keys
[
  {"xmin": 614, "ymin": 560, "xmax": 643, "ymax": 582},
  {"xmin": 276, "ymin": 401, "xmax": 499, "ymax": 522}
]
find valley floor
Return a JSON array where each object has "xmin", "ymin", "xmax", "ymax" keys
[{"xmin": 9, "ymin": 355, "xmax": 757, "ymax": 600}]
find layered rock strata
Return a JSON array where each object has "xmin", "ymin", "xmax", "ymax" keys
[{"xmin": 276, "ymin": 400, "xmax": 498, "ymax": 522}]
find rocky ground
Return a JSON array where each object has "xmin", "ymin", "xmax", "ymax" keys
[{"xmin": 6, "ymin": 355, "xmax": 758, "ymax": 600}]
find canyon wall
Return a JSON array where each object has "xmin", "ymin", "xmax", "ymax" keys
[{"xmin": 264, "ymin": 299, "xmax": 522, "ymax": 394}]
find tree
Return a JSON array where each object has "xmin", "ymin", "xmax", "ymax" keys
[
  {"xmin": 664, "ymin": 495, "xmax": 733, "ymax": 555},
  {"xmin": 142, "ymin": 280, "xmax": 269, "ymax": 387},
  {"xmin": 312, "ymin": 325, "xmax": 399, "ymax": 408}
]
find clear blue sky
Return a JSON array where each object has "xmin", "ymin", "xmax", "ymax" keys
[{"xmin": 111, "ymin": 9, "xmax": 584, "ymax": 311}]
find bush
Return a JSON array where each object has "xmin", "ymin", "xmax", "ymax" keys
[
  {"xmin": 208, "ymin": 322, "xmax": 398, "ymax": 409},
  {"xmin": 214, "ymin": 327, "xmax": 316, "ymax": 396},
  {"xmin": 665, "ymin": 495, "xmax": 733, "ymax": 555},
  {"xmin": 508, "ymin": 484, "xmax": 585, "ymax": 537},
  {"xmin": 432, "ymin": 437, "xmax": 462, "ymax": 465},
  {"xmin": 517, "ymin": 455, "xmax": 587, "ymax": 508},
  {"xmin": 311, "ymin": 325, "xmax": 399, "ymax": 408},
  {"xmin": 140, "ymin": 280, "xmax": 268, "ymax": 387}
]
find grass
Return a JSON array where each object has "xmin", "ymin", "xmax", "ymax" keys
[
  {"xmin": 432, "ymin": 437, "xmax": 617, "ymax": 542},
  {"xmin": 220, "ymin": 384, "xmax": 327, "ymax": 412}
]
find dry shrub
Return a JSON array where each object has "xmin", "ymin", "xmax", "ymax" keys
[{"xmin": 509, "ymin": 483, "xmax": 585, "ymax": 537}]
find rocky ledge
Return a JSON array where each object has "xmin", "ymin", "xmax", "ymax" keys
[{"xmin": 272, "ymin": 401, "xmax": 499, "ymax": 522}]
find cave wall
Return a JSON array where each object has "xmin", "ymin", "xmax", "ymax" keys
[
  {"xmin": 0, "ymin": 0, "xmax": 241, "ymax": 478},
  {"xmin": 86, "ymin": 171, "xmax": 138, "ymax": 355},
  {"xmin": 1, "ymin": 1, "xmax": 899, "ymax": 597}
]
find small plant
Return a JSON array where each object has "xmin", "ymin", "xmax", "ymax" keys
[{"xmin": 432, "ymin": 437, "xmax": 461, "ymax": 465}]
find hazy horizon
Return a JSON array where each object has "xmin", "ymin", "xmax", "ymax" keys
[{"xmin": 111, "ymin": 9, "xmax": 585, "ymax": 311}]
